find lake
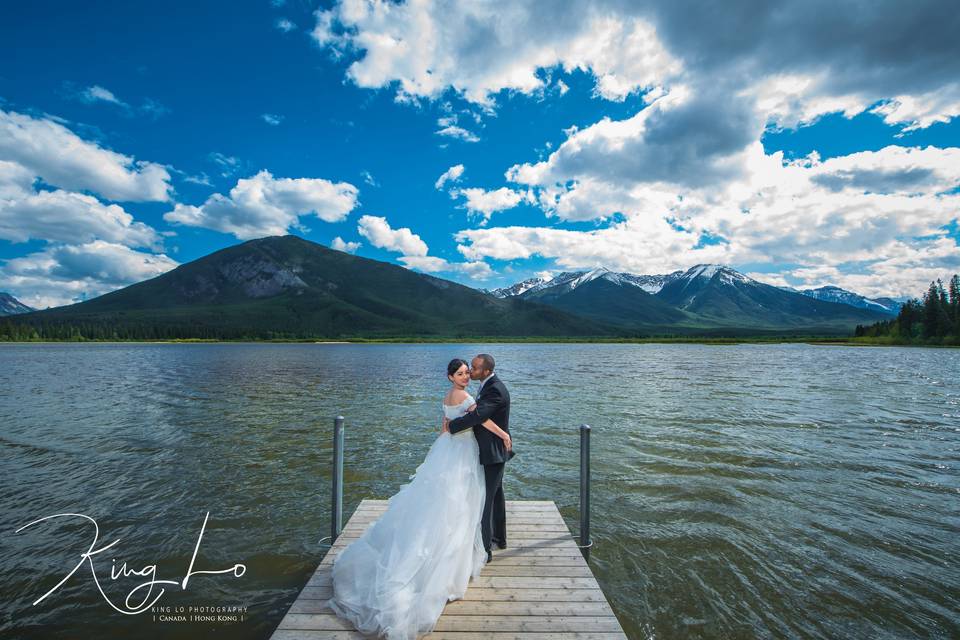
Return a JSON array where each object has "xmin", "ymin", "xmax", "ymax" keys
[{"xmin": 1, "ymin": 342, "xmax": 957, "ymax": 639}]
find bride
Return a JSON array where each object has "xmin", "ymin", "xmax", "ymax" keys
[{"xmin": 326, "ymin": 358, "xmax": 513, "ymax": 640}]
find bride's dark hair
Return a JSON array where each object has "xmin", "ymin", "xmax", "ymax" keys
[{"xmin": 447, "ymin": 358, "xmax": 469, "ymax": 377}]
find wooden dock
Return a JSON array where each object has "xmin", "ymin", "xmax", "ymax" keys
[{"xmin": 270, "ymin": 499, "xmax": 628, "ymax": 639}]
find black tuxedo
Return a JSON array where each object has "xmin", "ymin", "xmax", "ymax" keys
[
  {"xmin": 447, "ymin": 373, "xmax": 512, "ymax": 552},
  {"xmin": 448, "ymin": 373, "xmax": 511, "ymax": 465}
]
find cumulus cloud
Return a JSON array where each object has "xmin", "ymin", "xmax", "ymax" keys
[
  {"xmin": 312, "ymin": 1, "xmax": 679, "ymax": 105},
  {"xmin": 507, "ymin": 85, "xmax": 763, "ymax": 203},
  {"xmin": 435, "ymin": 164, "xmax": 465, "ymax": 189},
  {"xmin": 399, "ymin": 255, "xmax": 494, "ymax": 279},
  {"xmin": 457, "ymin": 142, "xmax": 960, "ymax": 297},
  {"xmin": 312, "ymin": 0, "xmax": 960, "ymax": 127},
  {"xmin": 316, "ymin": 2, "xmax": 960, "ymax": 295},
  {"xmin": 0, "ymin": 240, "xmax": 178, "ymax": 309},
  {"xmin": 357, "ymin": 214, "xmax": 492, "ymax": 279},
  {"xmin": 262, "ymin": 113, "xmax": 284, "ymax": 125},
  {"xmin": 455, "ymin": 186, "xmax": 530, "ymax": 222},
  {"xmin": 164, "ymin": 170, "xmax": 359, "ymax": 239},
  {"xmin": 357, "ymin": 214, "xmax": 428, "ymax": 256},
  {"xmin": 331, "ymin": 236, "xmax": 361, "ymax": 253},
  {"xmin": 0, "ymin": 160, "xmax": 161, "ymax": 248},
  {"xmin": 0, "ymin": 109, "xmax": 172, "ymax": 202}
]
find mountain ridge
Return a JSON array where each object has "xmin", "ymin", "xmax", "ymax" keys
[
  {"xmin": 12, "ymin": 235, "xmax": 613, "ymax": 338},
  {"xmin": 0, "ymin": 292, "xmax": 35, "ymax": 316}
]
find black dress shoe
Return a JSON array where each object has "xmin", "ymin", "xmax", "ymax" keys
[
  {"xmin": 486, "ymin": 550, "xmax": 493, "ymax": 563},
  {"xmin": 491, "ymin": 538, "xmax": 507, "ymax": 550}
]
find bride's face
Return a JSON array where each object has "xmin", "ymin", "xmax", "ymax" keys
[{"xmin": 449, "ymin": 364, "xmax": 470, "ymax": 387}]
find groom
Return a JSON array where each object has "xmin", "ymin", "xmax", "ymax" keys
[{"xmin": 444, "ymin": 353, "xmax": 512, "ymax": 562}]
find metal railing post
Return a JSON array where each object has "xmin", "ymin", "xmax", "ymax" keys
[
  {"xmin": 331, "ymin": 415, "xmax": 344, "ymax": 542},
  {"xmin": 579, "ymin": 423, "xmax": 592, "ymax": 559}
]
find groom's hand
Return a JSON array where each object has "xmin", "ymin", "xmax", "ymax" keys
[{"xmin": 442, "ymin": 417, "xmax": 450, "ymax": 433}]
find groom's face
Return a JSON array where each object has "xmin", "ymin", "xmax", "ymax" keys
[{"xmin": 469, "ymin": 356, "xmax": 487, "ymax": 380}]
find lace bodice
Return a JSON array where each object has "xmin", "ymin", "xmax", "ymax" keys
[{"xmin": 442, "ymin": 393, "xmax": 475, "ymax": 419}]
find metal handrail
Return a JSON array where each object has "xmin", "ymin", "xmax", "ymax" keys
[{"xmin": 322, "ymin": 416, "xmax": 593, "ymax": 560}]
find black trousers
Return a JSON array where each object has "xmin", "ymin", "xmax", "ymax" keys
[{"xmin": 481, "ymin": 462, "xmax": 506, "ymax": 552}]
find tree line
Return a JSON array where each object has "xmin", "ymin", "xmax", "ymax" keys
[
  {"xmin": 0, "ymin": 319, "xmax": 324, "ymax": 341},
  {"xmin": 854, "ymin": 274, "xmax": 960, "ymax": 345}
]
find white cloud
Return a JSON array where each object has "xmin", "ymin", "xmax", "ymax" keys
[
  {"xmin": 262, "ymin": 113, "xmax": 284, "ymax": 126},
  {"xmin": 275, "ymin": 18, "xmax": 296, "ymax": 32},
  {"xmin": 0, "ymin": 240, "xmax": 178, "ymax": 309},
  {"xmin": 457, "ymin": 141, "xmax": 960, "ymax": 297},
  {"xmin": 870, "ymin": 84, "xmax": 960, "ymax": 131},
  {"xmin": 357, "ymin": 214, "xmax": 492, "ymax": 279},
  {"xmin": 435, "ymin": 164, "xmax": 465, "ymax": 189},
  {"xmin": 456, "ymin": 186, "xmax": 529, "ymax": 222},
  {"xmin": 398, "ymin": 255, "xmax": 493, "ymax": 279},
  {"xmin": 0, "ymin": 160, "xmax": 161, "ymax": 248},
  {"xmin": 80, "ymin": 85, "xmax": 128, "ymax": 108},
  {"xmin": 0, "ymin": 109, "xmax": 172, "ymax": 202},
  {"xmin": 312, "ymin": 2, "xmax": 679, "ymax": 105},
  {"xmin": 361, "ymin": 170, "xmax": 379, "ymax": 187},
  {"xmin": 357, "ymin": 214, "xmax": 428, "ymax": 256},
  {"xmin": 208, "ymin": 152, "xmax": 241, "ymax": 177},
  {"xmin": 313, "ymin": 0, "xmax": 960, "ymax": 295},
  {"xmin": 436, "ymin": 124, "xmax": 479, "ymax": 143},
  {"xmin": 164, "ymin": 170, "xmax": 359, "ymax": 239},
  {"xmin": 331, "ymin": 236, "xmax": 361, "ymax": 253}
]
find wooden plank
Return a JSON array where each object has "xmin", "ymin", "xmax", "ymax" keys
[
  {"xmin": 280, "ymin": 613, "xmax": 624, "ymax": 633},
  {"xmin": 321, "ymin": 549, "xmax": 589, "ymax": 564},
  {"xmin": 270, "ymin": 500, "xmax": 626, "ymax": 639},
  {"xmin": 289, "ymin": 598, "xmax": 617, "ymax": 617},
  {"xmin": 423, "ymin": 634, "xmax": 627, "ymax": 640},
  {"xmin": 477, "ymin": 565, "xmax": 595, "ymax": 577},
  {"xmin": 295, "ymin": 585, "xmax": 611, "ymax": 604},
  {"xmin": 454, "ymin": 588, "xmax": 612, "ymax": 603}
]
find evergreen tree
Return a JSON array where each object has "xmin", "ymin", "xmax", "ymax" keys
[{"xmin": 949, "ymin": 274, "xmax": 960, "ymax": 335}]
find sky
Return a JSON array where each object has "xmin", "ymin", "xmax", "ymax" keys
[{"xmin": 1, "ymin": 0, "xmax": 958, "ymax": 309}]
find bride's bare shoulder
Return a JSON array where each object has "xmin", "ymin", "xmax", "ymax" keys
[{"xmin": 445, "ymin": 388, "xmax": 469, "ymax": 405}]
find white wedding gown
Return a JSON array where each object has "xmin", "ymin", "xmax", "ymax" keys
[{"xmin": 326, "ymin": 393, "xmax": 487, "ymax": 639}]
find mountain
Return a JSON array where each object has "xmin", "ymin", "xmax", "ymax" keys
[
  {"xmin": 516, "ymin": 267, "xmax": 690, "ymax": 327},
  {"xmin": 489, "ymin": 268, "xmax": 681, "ymax": 298},
  {"xmin": 0, "ymin": 292, "xmax": 34, "ymax": 316},
  {"xmin": 14, "ymin": 235, "xmax": 613, "ymax": 339},
  {"xmin": 794, "ymin": 285, "xmax": 901, "ymax": 315},
  {"xmin": 493, "ymin": 263, "xmax": 893, "ymax": 332},
  {"xmin": 487, "ymin": 276, "xmax": 552, "ymax": 298},
  {"xmin": 655, "ymin": 265, "xmax": 892, "ymax": 328}
]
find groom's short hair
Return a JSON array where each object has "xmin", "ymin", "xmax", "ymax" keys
[{"xmin": 477, "ymin": 353, "xmax": 495, "ymax": 372}]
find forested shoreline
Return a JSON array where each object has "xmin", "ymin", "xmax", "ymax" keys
[{"xmin": 854, "ymin": 275, "xmax": 960, "ymax": 346}]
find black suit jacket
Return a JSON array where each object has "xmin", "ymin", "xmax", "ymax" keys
[{"xmin": 448, "ymin": 374, "xmax": 513, "ymax": 466}]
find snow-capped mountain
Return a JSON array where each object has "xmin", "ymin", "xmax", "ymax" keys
[
  {"xmin": 486, "ymin": 276, "xmax": 552, "ymax": 298},
  {"xmin": 794, "ymin": 286, "xmax": 901, "ymax": 315},
  {"xmin": 0, "ymin": 292, "xmax": 34, "ymax": 316},
  {"xmin": 490, "ymin": 266, "xmax": 683, "ymax": 298},
  {"xmin": 490, "ymin": 264, "xmax": 894, "ymax": 330}
]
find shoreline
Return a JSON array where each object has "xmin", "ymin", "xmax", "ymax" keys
[{"xmin": 0, "ymin": 337, "xmax": 956, "ymax": 347}]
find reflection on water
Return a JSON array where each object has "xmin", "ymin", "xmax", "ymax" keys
[{"xmin": 1, "ymin": 342, "xmax": 958, "ymax": 639}]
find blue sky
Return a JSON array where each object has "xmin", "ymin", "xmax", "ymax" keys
[{"xmin": 1, "ymin": 0, "xmax": 958, "ymax": 308}]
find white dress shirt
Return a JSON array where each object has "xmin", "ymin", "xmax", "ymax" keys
[{"xmin": 477, "ymin": 372, "xmax": 495, "ymax": 395}]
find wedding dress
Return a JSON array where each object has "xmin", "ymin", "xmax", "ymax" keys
[{"xmin": 326, "ymin": 393, "xmax": 487, "ymax": 639}]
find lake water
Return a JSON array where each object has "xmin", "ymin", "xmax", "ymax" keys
[{"xmin": 1, "ymin": 342, "xmax": 958, "ymax": 639}]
